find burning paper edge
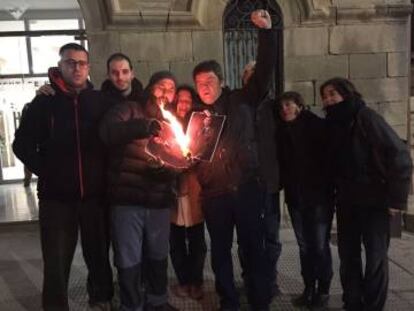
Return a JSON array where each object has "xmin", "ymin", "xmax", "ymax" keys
[{"xmin": 186, "ymin": 112, "xmax": 226, "ymax": 163}]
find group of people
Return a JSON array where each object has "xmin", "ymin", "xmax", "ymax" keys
[{"xmin": 12, "ymin": 7, "xmax": 412, "ymax": 311}]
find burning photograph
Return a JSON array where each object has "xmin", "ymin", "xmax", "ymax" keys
[
  {"xmin": 146, "ymin": 112, "xmax": 226, "ymax": 167},
  {"xmin": 146, "ymin": 120, "xmax": 190, "ymax": 169},
  {"xmin": 186, "ymin": 112, "xmax": 226, "ymax": 162}
]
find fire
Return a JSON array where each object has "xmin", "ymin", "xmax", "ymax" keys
[{"xmin": 159, "ymin": 102, "xmax": 190, "ymax": 157}]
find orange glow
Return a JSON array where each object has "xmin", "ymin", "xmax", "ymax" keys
[{"xmin": 159, "ymin": 101, "xmax": 190, "ymax": 157}]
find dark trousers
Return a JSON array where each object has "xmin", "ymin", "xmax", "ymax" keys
[
  {"xmin": 169, "ymin": 223, "xmax": 207, "ymax": 286},
  {"xmin": 288, "ymin": 203, "xmax": 333, "ymax": 288},
  {"xmin": 111, "ymin": 205, "xmax": 170, "ymax": 311},
  {"xmin": 337, "ymin": 205, "xmax": 390, "ymax": 311},
  {"xmin": 203, "ymin": 179, "xmax": 271, "ymax": 310},
  {"xmin": 39, "ymin": 199, "xmax": 113, "ymax": 311},
  {"xmin": 263, "ymin": 192, "xmax": 282, "ymax": 287},
  {"xmin": 238, "ymin": 192, "xmax": 281, "ymax": 288}
]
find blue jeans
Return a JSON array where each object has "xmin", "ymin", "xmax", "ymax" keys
[
  {"xmin": 288, "ymin": 203, "xmax": 333, "ymax": 288},
  {"xmin": 203, "ymin": 179, "xmax": 272, "ymax": 310},
  {"xmin": 111, "ymin": 205, "xmax": 170, "ymax": 311},
  {"xmin": 238, "ymin": 191, "xmax": 281, "ymax": 289},
  {"xmin": 263, "ymin": 192, "xmax": 282, "ymax": 286}
]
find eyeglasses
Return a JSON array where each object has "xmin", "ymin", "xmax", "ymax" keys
[{"xmin": 62, "ymin": 59, "xmax": 89, "ymax": 69}]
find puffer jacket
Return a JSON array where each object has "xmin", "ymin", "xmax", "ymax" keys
[
  {"xmin": 99, "ymin": 98, "xmax": 178, "ymax": 208},
  {"xmin": 13, "ymin": 67, "xmax": 113, "ymax": 201}
]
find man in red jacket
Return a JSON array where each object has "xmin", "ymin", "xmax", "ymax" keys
[{"xmin": 13, "ymin": 43, "xmax": 115, "ymax": 311}]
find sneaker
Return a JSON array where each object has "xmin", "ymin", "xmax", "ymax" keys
[
  {"xmin": 171, "ymin": 284, "xmax": 189, "ymax": 298},
  {"xmin": 89, "ymin": 301, "xmax": 112, "ymax": 311},
  {"xmin": 189, "ymin": 285, "xmax": 204, "ymax": 300}
]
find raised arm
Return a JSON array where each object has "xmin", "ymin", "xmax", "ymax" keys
[{"xmin": 244, "ymin": 9, "xmax": 278, "ymax": 104}]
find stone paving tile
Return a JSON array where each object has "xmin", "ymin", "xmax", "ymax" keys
[{"xmin": 0, "ymin": 225, "xmax": 413, "ymax": 310}]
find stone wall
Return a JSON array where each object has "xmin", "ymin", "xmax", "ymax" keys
[
  {"xmin": 78, "ymin": 0, "xmax": 414, "ymax": 228},
  {"xmin": 283, "ymin": 0, "xmax": 412, "ymax": 139},
  {"xmin": 78, "ymin": 0, "xmax": 412, "ymax": 138}
]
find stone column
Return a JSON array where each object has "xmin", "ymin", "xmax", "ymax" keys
[{"xmin": 405, "ymin": 97, "xmax": 414, "ymax": 232}]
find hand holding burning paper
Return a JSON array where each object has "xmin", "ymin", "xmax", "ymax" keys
[{"xmin": 146, "ymin": 103, "xmax": 225, "ymax": 168}]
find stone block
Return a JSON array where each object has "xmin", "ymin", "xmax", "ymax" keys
[
  {"xmin": 404, "ymin": 213, "xmax": 414, "ymax": 233},
  {"xmin": 198, "ymin": 0, "xmax": 226, "ymax": 30},
  {"xmin": 353, "ymin": 77, "xmax": 408, "ymax": 103},
  {"xmin": 284, "ymin": 27, "xmax": 329, "ymax": 56},
  {"xmin": 378, "ymin": 101, "xmax": 408, "ymax": 128},
  {"xmin": 350, "ymin": 53, "xmax": 386, "ymax": 78},
  {"xmin": 133, "ymin": 61, "xmax": 170, "ymax": 86},
  {"xmin": 120, "ymin": 32, "xmax": 193, "ymax": 62},
  {"xmin": 283, "ymin": 81, "xmax": 315, "ymax": 106},
  {"xmin": 192, "ymin": 31, "xmax": 223, "ymax": 62},
  {"xmin": 392, "ymin": 124, "xmax": 409, "ymax": 140},
  {"xmin": 134, "ymin": 62, "xmax": 151, "ymax": 86},
  {"xmin": 170, "ymin": 61, "xmax": 197, "ymax": 85},
  {"xmin": 330, "ymin": 24, "xmax": 408, "ymax": 54},
  {"xmin": 285, "ymin": 55, "xmax": 348, "ymax": 82},
  {"xmin": 88, "ymin": 32, "xmax": 121, "ymax": 62},
  {"xmin": 388, "ymin": 52, "xmax": 409, "ymax": 77},
  {"xmin": 89, "ymin": 62, "xmax": 107, "ymax": 88}
]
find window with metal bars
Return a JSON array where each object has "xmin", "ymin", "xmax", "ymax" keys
[{"xmin": 223, "ymin": 0, "xmax": 283, "ymax": 95}]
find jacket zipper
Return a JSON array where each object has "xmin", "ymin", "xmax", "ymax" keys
[{"xmin": 74, "ymin": 96, "xmax": 84, "ymax": 199}]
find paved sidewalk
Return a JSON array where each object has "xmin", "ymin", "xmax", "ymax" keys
[{"xmin": 0, "ymin": 223, "xmax": 413, "ymax": 310}]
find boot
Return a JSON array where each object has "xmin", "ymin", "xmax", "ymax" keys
[
  {"xmin": 292, "ymin": 280, "xmax": 316, "ymax": 307},
  {"xmin": 312, "ymin": 280, "xmax": 330, "ymax": 308}
]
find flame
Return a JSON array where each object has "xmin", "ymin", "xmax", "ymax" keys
[{"xmin": 159, "ymin": 101, "xmax": 190, "ymax": 157}]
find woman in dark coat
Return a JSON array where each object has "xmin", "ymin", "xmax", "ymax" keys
[
  {"xmin": 320, "ymin": 77, "xmax": 412, "ymax": 311},
  {"xmin": 277, "ymin": 91, "xmax": 334, "ymax": 309}
]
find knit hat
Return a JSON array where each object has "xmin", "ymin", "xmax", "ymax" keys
[{"xmin": 146, "ymin": 70, "xmax": 177, "ymax": 90}]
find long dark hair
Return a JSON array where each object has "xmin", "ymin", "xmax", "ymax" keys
[
  {"xmin": 320, "ymin": 77, "xmax": 362, "ymax": 101},
  {"xmin": 169, "ymin": 85, "xmax": 197, "ymax": 112}
]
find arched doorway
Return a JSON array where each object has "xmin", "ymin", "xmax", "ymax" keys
[{"xmin": 223, "ymin": 0, "xmax": 283, "ymax": 94}]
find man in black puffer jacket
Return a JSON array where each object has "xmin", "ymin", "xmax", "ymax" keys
[
  {"xmin": 192, "ymin": 9, "xmax": 277, "ymax": 311},
  {"xmin": 100, "ymin": 71, "xmax": 179, "ymax": 311},
  {"xmin": 13, "ymin": 43, "xmax": 114, "ymax": 311}
]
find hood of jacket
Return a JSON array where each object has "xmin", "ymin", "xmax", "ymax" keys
[{"xmin": 48, "ymin": 67, "xmax": 93, "ymax": 98}]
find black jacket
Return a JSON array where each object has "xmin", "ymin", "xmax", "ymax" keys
[
  {"xmin": 99, "ymin": 98, "xmax": 178, "ymax": 208},
  {"xmin": 196, "ymin": 29, "xmax": 278, "ymax": 198},
  {"xmin": 326, "ymin": 99, "xmax": 412, "ymax": 210},
  {"xmin": 256, "ymin": 97, "xmax": 280, "ymax": 193},
  {"xmin": 101, "ymin": 77, "xmax": 143, "ymax": 103},
  {"xmin": 278, "ymin": 110, "xmax": 332, "ymax": 206},
  {"xmin": 13, "ymin": 68, "xmax": 113, "ymax": 201}
]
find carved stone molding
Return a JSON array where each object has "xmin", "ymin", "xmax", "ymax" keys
[
  {"xmin": 102, "ymin": 0, "xmax": 204, "ymax": 30},
  {"xmin": 77, "ymin": 0, "xmax": 413, "ymax": 33}
]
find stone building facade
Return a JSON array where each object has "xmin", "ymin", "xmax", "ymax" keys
[{"xmin": 77, "ymin": 0, "xmax": 414, "ymax": 227}]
